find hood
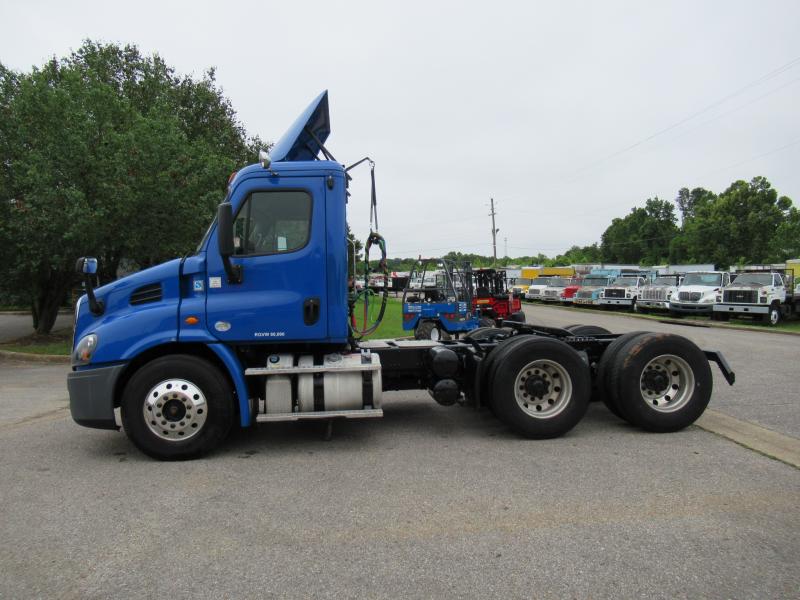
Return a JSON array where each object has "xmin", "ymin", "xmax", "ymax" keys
[
  {"xmin": 726, "ymin": 283, "xmax": 771, "ymax": 290},
  {"xmin": 679, "ymin": 285, "xmax": 719, "ymax": 293},
  {"xmin": 74, "ymin": 258, "xmax": 183, "ymax": 341},
  {"xmin": 269, "ymin": 90, "xmax": 331, "ymax": 162}
]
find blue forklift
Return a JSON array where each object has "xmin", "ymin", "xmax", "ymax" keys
[{"xmin": 402, "ymin": 259, "xmax": 493, "ymax": 340}]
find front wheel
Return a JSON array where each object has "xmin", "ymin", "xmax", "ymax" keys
[
  {"xmin": 489, "ymin": 337, "xmax": 591, "ymax": 438},
  {"xmin": 121, "ymin": 355, "xmax": 234, "ymax": 460},
  {"xmin": 765, "ymin": 305, "xmax": 781, "ymax": 326}
]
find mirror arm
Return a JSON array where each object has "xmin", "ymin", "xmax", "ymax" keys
[
  {"xmin": 84, "ymin": 274, "xmax": 104, "ymax": 315},
  {"xmin": 222, "ymin": 256, "xmax": 242, "ymax": 285}
]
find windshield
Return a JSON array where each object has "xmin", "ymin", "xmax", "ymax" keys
[
  {"xmin": 514, "ymin": 278, "xmax": 533, "ymax": 286},
  {"xmin": 582, "ymin": 277, "xmax": 608, "ymax": 286},
  {"xmin": 612, "ymin": 277, "xmax": 639, "ymax": 287},
  {"xmin": 732, "ymin": 273, "xmax": 773, "ymax": 285},
  {"xmin": 653, "ymin": 277, "xmax": 677, "ymax": 285},
  {"xmin": 548, "ymin": 278, "xmax": 570, "ymax": 287},
  {"xmin": 531, "ymin": 278, "xmax": 551, "ymax": 286},
  {"xmin": 683, "ymin": 273, "xmax": 722, "ymax": 286}
]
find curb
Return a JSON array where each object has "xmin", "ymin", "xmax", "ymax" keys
[
  {"xmin": 0, "ymin": 349, "xmax": 70, "ymax": 364},
  {"xmin": 522, "ymin": 301, "xmax": 800, "ymax": 336},
  {"xmin": 696, "ymin": 409, "xmax": 800, "ymax": 469}
]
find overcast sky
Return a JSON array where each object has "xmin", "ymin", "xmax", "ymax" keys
[{"xmin": 2, "ymin": 1, "xmax": 799, "ymax": 259}]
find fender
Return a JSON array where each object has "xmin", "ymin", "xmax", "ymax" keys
[{"xmin": 208, "ymin": 343, "xmax": 252, "ymax": 427}]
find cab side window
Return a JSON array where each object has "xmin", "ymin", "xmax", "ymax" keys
[{"xmin": 233, "ymin": 190, "xmax": 312, "ymax": 256}]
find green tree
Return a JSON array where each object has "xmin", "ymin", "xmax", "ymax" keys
[
  {"xmin": 682, "ymin": 177, "xmax": 792, "ymax": 267},
  {"xmin": 600, "ymin": 197, "xmax": 678, "ymax": 264},
  {"xmin": 0, "ymin": 41, "xmax": 257, "ymax": 333}
]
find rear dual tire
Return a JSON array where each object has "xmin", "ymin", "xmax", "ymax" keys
[
  {"xmin": 487, "ymin": 337, "xmax": 591, "ymax": 438},
  {"xmin": 599, "ymin": 333, "xmax": 712, "ymax": 432}
]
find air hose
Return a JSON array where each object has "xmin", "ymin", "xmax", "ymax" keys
[{"xmin": 346, "ymin": 159, "xmax": 390, "ymax": 339}]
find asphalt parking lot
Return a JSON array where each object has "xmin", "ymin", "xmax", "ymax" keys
[{"xmin": 1, "ymin": 307, "xmax": 798, "ymax": 599}]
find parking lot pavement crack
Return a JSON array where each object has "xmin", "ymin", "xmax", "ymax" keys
[{"xmin": 695, "ymin": 409, "xmax": 800, "ymax": 469}]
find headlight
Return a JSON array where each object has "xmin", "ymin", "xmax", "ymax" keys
[
  {"xmin": 701, "ymin": 296, "xmax": 716, "ymax": 304},
  {"xmin": 72, "ymin": 334, "xmax": 98, "ymax": 366},
  {"xmin": 716, "ymin": 295, "xmax": 722, "ymax": 303}
]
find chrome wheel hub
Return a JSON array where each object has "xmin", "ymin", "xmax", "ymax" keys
[
  {"xmin": 513, "ymin": 359, "xmax": 573, "ymax": 419},
  {"xmin": 639, "ymin": 354, "xmax": 694, "ymax": 412},
  {"xmin": 143, "ymin": 379, "xmax": 208, "ymax": 442}
]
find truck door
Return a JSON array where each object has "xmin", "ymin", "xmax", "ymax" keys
[{"xmin": 205, "ymin": 176, "xmax": 328, "ymax": 342}]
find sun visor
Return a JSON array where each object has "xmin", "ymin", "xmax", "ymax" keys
[{"xmin": 269, "ymin": 90, "xmax": 330, "ymax": 162}]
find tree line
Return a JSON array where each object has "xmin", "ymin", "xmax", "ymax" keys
[{"xmin": 378, "ymin": 176, "xmax": 798, "ymax": 273}]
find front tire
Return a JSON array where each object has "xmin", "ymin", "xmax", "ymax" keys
[
  {"xmin": 121, "ymin": 355, "xmax": 234, "ymax": 460},
  {"xmin": 490, "ymin": 337, "xmax": 591, "ymax": 439},
  {"xmin": 765, "ymin": 304, "xmax": 781, "ymax": 326}
]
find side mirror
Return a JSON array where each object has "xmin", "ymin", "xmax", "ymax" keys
[
  {"xmin": 75, "ymin": 256, "xmax": 104, "ymax": 315},
  {"xmin": 217, "ymin": 202, "xmax": 242, "ymax": 284},
  {"xmin": 75, "ymin": 257, "xmax": 98, "ymax": 275}
]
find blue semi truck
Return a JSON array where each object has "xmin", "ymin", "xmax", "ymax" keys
[{"xmin": 67, "ymin": 91, "xmax": 735, "ymax": 460}]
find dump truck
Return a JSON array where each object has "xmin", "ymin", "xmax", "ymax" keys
[{"xmin": 67, "ymin": 91, "xmax": 735, "ymax": 460}]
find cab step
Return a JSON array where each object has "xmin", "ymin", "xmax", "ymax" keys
[{"xmin": 255, "ymin": 408, "xmax": 384, "ymax": 423}]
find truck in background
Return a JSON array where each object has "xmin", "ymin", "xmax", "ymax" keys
[
  {"xmin": 524, "ymin": 277, "xmax": 552, "ymax": 301},
  {"xmin": 713, "ymin": 265, "xmax": 798, "ymax": 325},
  {"xmin": 637, "ymin": 274, "xmax": 682, "ymax": 313},
  {"xmin": 541, "ymin": 277, "xmax": 576, "ymax": 303},
  {"xmin": 598, "ymin": 275, "xmax": 648, "ymax": 309},
  {"xmin": 669, "ymin": 271, "xmax": 731, "ymax": 316},
  {"xmin": 572, "ymin": 274, "xmax": 614, "ymax": 306}
]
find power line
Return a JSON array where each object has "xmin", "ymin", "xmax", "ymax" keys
[
  {"xmin": 568, "ymin": 56, "xmax": 800, "ymax": 178},
  {"xmin": 697, "ymin": 137, "xmax": 800, "ymax": 178}
]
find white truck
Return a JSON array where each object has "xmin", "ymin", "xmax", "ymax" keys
[
  {"xmin": 636, "ymin": 275, "xmax": 682, "ymax": 313},
  {"xmin": 540, "ymin": 277, "xmax": 574, "ymax": 303},
  {"xmin": 524, "ymin": 277, "xmax": 551, "ymax": 301},
  {"xmin": 669, "ymin": 271, "xmax": 730, "ymax": 316},
  {"xmin": 598, "ymin": 276, "xmax": 647, "ymax": 309},
  {"xmin": 712, "ymin": 271, "xmax": 798, "ymax": 325}
]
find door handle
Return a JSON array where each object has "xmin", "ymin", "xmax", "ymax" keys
[{"xmin": 303, "ymin": 297, "xmax": 320, "ymax": 325}]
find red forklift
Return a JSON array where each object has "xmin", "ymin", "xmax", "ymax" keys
[{"xmin": 470, "ymin": 268, "xmax": 525, "ymax": 324}]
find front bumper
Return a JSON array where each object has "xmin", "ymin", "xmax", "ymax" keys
[
  {"xmin": 669, "ymin": 302, "xmax": 714, "ymax": 314},
  {"xmin": 637, "ymin": 300, "xmax": 669, "ymax": 310},
  {"xmin": 712, "ymin": 303, "xmax": 768, "ymax": 315},
  {"xmin": 599, "ymin": 298, "xmax": 634, "ymax": 307},
  {"xmin": 67, "ymin": 363, "xmax": 126, "ymax": 430},
  {"xmin": 572, "ymin": 298, "xmax": 598, "ymax": 306}
]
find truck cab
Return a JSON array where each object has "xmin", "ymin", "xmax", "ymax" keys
[
  {"xmin": 524, "ymin": 277, "xmax": 551, "ymax": 301},
  {"xmin": 598, "ymin": 276, "xmax": 646, "ymax": 309},
  {"xmin": 669, "ymin": 271, "xmax": 730, "ymax": 315},
  {"xmin": 69, "ymin": 91, "xmax": 355, "ymax": 437},
  {"xmin": 712, "ymin": 271, "xmax": 792, "ymax": 325},
  {"xmin": 637, "ymin": 275, "xmax": 682, "ymax": 312},
  {"xmin": 572, "ymin": 275, "xmax": 613, "ymax": 306},
  {"xmin": 541, "ymin": 277, "xmax": 574, "ymax": 303}
]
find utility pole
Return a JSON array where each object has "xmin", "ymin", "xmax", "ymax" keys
[
  {"xmin": 489, "ymin": 197, "xmax": 499, "ymax": 266},
  {"xmin": 504, "ymin": 237, "xmax": 508, "ymax": 258}
]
